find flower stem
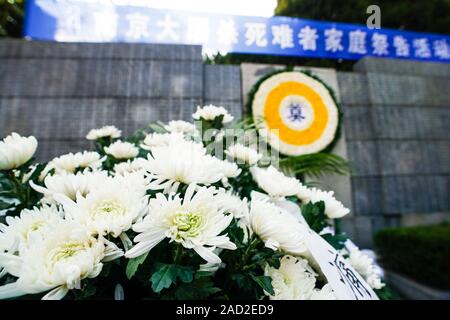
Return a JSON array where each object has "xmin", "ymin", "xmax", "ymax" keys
[{"xmin": 7, "ymin": 170, "xmax": 24, "ymax": 203}]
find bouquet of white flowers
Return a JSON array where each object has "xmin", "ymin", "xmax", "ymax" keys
[{"xmin": 0, "ymin": 105, "xmax": 385, "ymax": 300}]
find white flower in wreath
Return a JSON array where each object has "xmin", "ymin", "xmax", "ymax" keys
[
  {"xmin": 143, "ymin": 139, "xmax": 224, "ymax": 193},
  {"xmin": 297, "ymin": 186, "xmax": 350, "ymax": 219},
  {"xmin": 265, "ymin": 255, "xmax": 337, "ymax": 300},
  {"xmin": 30, "ymin": 170, "xmax": 110, "ymax": 204},
  {"xmin": 346, "ymin": 248, "xmax": 385, "ymax": 290},
  {"xmin": 192, "ymin": 104, "xmax": 234, "ymax": 123},
  {"xmin": 54, "ymin": 178, "xmax": 148, "ymax": 238},
  {"xmin": 225, "ymin": 143, "xmax": 262, "ymax": 166},
  {"xmin": 113, "ymin": 159, "xmax": 146, "ymax": 176},
  {"xmin": 0, "ymin": 133, "xmax": 38, "ymax": 171},
  {"xmin": 86, "ymin": 125, "xmax": 121, "ymax": 141},
  {"xmin": 140, "ymin": 132, "xmax": 185, "ymax": 150},
  {"xmin": 249, "ymin": 194, "xmax": 308, "ymax": 255},
  {"xmin": 0, "ymin": 205, "xmax": 64, "ymax": 254},
  {"xmin": 104, "ymin": 141, "xmax": 139, "ymax": 160},
  {"xmin": 125, "ymin": 184, "xmax": 236, "ymax": 264},
  {"xmin": 0, "ymin": 222, "xmax": 122, "ymax": 300},
  {"xmin": 42, "ymin": 151, "xmax": 104, "ymax": 177},
  {"xmin": 251, "ymin": 165, "xmax": 300, "ymax": 199},
  {"xmin": 164, "ymin": 120, "xmax": 198, "ymax": 135}
]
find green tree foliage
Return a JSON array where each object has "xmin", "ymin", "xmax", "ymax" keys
[
  {"xmin": 275, "ymin": 0, "xmax": 450, "ymax": 34},
  {"xmin": 0, "ymin": 0, "xmax": 24, "ymax": 37}
]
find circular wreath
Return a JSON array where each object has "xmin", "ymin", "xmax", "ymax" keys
[{"xmin": 248, "ymin": 70, "xmax": 341, "ymax": 156}]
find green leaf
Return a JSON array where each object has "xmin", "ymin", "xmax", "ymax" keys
[
  {"xmin": 176, "ymin": 265, "xmax": 195, "ymax": 283},
  {"xmin": 150, "ymin": 263, "xmax": 194, "ymax": 293},
  {"xmin": 125, "ymin": 252, "xmax": 148, "ymax": 279},
  {"xmin": 279, "ymin": 152, "xmax": 350, "ymax": 178},
  {"xmin": 74, "ymin": 284, "xmax": 97, "ymax": 300},
  {"xmin": 301, "ymin": 201, "xmax": 328, "ymax": 232},
  {"xmin": 172, "ymin": 273, "xmax": 221, "ymax": 300},
  {"xmin": 322, "ymin": 232, "xmax": 349, "ymax": 250},
  {"xmin": 250, "ymin": 274, "xmax": 274, "ymax": 295},
  {"xmin": 0, "ymin": 199, "xmax": 14, "ymax": 210},
  {"xmin": 148, "ymin": 122, "xmax": 169, "ymax": 134}
]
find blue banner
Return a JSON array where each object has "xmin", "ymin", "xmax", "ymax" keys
[{"xmin": 24, "ymin": 0, "xmax": 450, "ymax": 63}]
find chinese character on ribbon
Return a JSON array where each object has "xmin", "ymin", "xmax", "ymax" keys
[
  {"xmin": 156, "ymin": 14, "xmax": 180, "ymax": 41},
  {"xmin": 433, "ymin": 39, "xmax": 450, "ymax": 59},
  {"xmin": 393, "ymin": 35, "xmax": 410, "ymax": 57},
  {"xmin": 413, "ymin": 38, "xmax": 432, "ymax": 58},
  {"xmin": 244, "ymin": 23, "xmax": 268, "ymax": 47},
  {"xmin": 272, "ymin": 24, "xmax": 294, "ymax": 49},
  {"xmin": 217, "ymin": 19, "xmax": 239, "ymax": 45},
  {"xmin": 93, "ymin": 10, "xmax": 119, "ymax": 41},
  {"xmin": 54, "ymin": 6, "xmax": 82, "ymax": 41},
  {"xmin": 348, "ymin": 29, "xmax": 367, "ymax": 54},
  {"xmin": 328, "ymin": 250, "xmax": 375, "ymax": 300},
  {"xmin": 186, "ymin": 17, "xmax": 210, "ymax": 45},
  {"xmin": 298, "ymin": 26, "xmax": 318, "ymax": 51},
  {"xmin": 324, "ymin": 27, "xmax": 344, "ymax": 52},
  {"xmin": 125, "ymin": 13, "xmax": 150, "ymax": 40},
  {"xmin": 372, "ymin": 32, "xmax": 389, "ymax": 55}
]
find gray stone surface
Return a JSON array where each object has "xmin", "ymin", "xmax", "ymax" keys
[
  {"xmin": 336, "ymin": 72, "xmax": 370, "ymax": 105},
  {"xmin": 351, "ymin": 177, "xmax": 383, "ymax": 216},
  {"xmin": 0, "ymin": 59, "xmax": 203, "ymax": 98},
  {"xmin": 0, "ymin": 41, "xmax": 242, "ymax": 164},
  {"xmin": 204, "ymin": 65, "xmax": 242, "ymax": 101},
  {"xmin": 355, "ymin": 57, "xmax": 450, "ymax": 77},
  {"xmin": 383, "ymin": 175, "xmax": 450, "ymax": 214},
  {"xmin": 0, "ymin": 39, "xmax": 202, "ymax": 61},
  {"xmin": 341, "ymin": 105, "xmax": 375, "ymax": 140},
  {"xmin": 372, "ymin": 106, "xmax": 450, "ymax": 140},
  {"xmin": 346, "ymin": 141, "xmax": 380, "ymax": 176},
  {"xmin": 379, "ymin": 141, "xmax": 450, "ymax": 175},
  {"xmin": 366, "ymin": 73, "xmax": 449, "ymax": 106}
]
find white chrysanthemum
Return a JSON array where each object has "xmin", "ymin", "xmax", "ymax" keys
[
  {"xmin": 217, "ymin": 191, "xmax": 252, "ymax": 243},
  {"xmin": 42, "ymin": 151, "xmax": 104, "ymax": 177},
  {"xmin": 140, "ymin": 132, "xmax": 185, "ymax": 150},
  {"xmin": 225, "ymin": 144, "xmax": 261, "ymax": 166},
  {"xmin": 249, "ymin": 195, "xmax": 307, "ymax": 255},
  {"xmin": 192, "ymin": 104, "xmax": 234, "ymax": 123},
  {"xmin": 217, "ymin": 159, "xmax": 241, "ymax": 182},
  {"xmin": 143, "ymin": 139, "xmax": 225, "ymax": 193},
  {"xmin": 0, "ymin": 133, "xmax": 38, "ymax": 170},
  {"xmin": 0, "ymin": 205, "xmax": 64, "ymax": 254},
  {"xmin": 164, "ymin": 120, "xmax": 197, "ymax": 135},
  {"xmin": 86, "ymin": 125, "xmax": 122, "ymax": 141},
  {"xmin": 265, "ymin": 255, "xmax": 336, "ymax": 300},
  {"xmin": 113, "ymin": 158, "xmax": 146, "ymax": 176},
  {"xmin": 216, "ymin": 191, "xmax": 249, "ymax": 220},
  {"xmin": 55, "ymin": 179, "xmax": 148, "ymax": 238},
  {"xmin": 347, "ymin": 248, "xmax": 385, "ymax": 290},
  {"xmin": 104, "ymin": 141, "xmax": 139, "ymax": 160},
  {"xmin": 30, "ymin": 170, "xmax": 110, "ymax": 204},
  {"xmin": 310, "ymin": 284, "xmax": 337, "ymax": 300},
  {"xmin": 0, "ymin": 222, "xmax": 121, "ymax": 300},
  {"xmin": 251, "ymin": 166, "xmax": 300, "ymax": 199},
  {"xmin": 297, "ymin": 187, "xmax": 350, "ymax": 219},
  {"xmin": 126, "ymin": 184, "xmax": 236, "ymax": 263}
]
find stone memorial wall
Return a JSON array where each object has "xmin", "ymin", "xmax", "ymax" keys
[{"xmin": 0, "ymin": 39, "xmax": 448, "ymax": 247}]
